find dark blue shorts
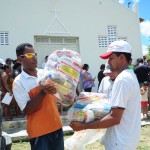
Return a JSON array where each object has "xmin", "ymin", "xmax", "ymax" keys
[{"xmin": 30, "ymin": 128, "xmax": 64, "ymax": 150}]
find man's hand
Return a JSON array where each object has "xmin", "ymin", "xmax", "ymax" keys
[
  {"xmin": 41, "ymin": 83, "xmax": 57, "ymax": 95},
  {"xmin": 69, "ymin": 121, "xmax": 86, "ymax": 131}
]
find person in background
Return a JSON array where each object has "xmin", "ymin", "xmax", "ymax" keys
[
  {"xmin": 1, "ymin": 64, "xmax": 13, "ymax": 121},
  {"xmin": 134, "ymin": 58, "xmax": 150, "ymax": 87},
  {"xmin": 147, "ymin": 59, "xmax": 150, "ymax": 109},
  {"xmin": 0, "ymin": 60, "xmax": 7, "ymax": 122},
  {"xmin": 97, "ymin": 64, "xmax": 105, "ymax": 91},
  {"xmin": 98, "ymin": 63, "xmax": 118, "ymax": 100},
  {"xmin": 143, "ymin": 55, "xmax": 147, "ymax": 65},
  {"xmin": 11, "ymin": 61, "xmax": 23, "ymax": 117},
  {"xmin": 148, "ymin": 89, "xmax": 150, "ymax": 111},
  {"xmin": 11, "ymin": 61, "xmax": 22, "ymax": 79},
  {"xmin": 5, "ymin": 58, "xmax": 12, "ymax": 66},
  {"xmin": 80, "ymin": 64, "xmax": 95, "ymax": 92},
  {"xmin": 13, "ymin": 43, "xmax": 64, "ymax": 150},
  {"xmin": 41, "ymin": 55, "xmax": 48, "ymax": 69},
  {"xmin": 0, "ymin": 59, "xmax": 5, "ymax": 88},
  {"xmin": 134, "ymin": 58, "xmax": 143, "ymax": 68},
  {"xmin": 128, "ymin": 58, "xmax": 134, "ymax": 71},
  {"xmin": 12, "ymin": 59, "xmax": 19, "ymax": 65},
  {"xmin": 70, "ymin": 40, "xmax": 141, "ymax": 150},
  {"xmin": 0, "ymin": 59, "xmax": 5, "ymax": 67},
  {"xmin": 140, "ymin": 81, "xmax": 149, "ymax": 119},
  {"xmin": 98, "ymin": 63, "xmax": 118, "ymax": 145}
]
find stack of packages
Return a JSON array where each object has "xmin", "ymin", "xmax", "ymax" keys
[
  {"xmin": 65, "ymin": 92, "xmax": 110, "ymax": 150},
  {"xmin": 39, "ymin": 49, "xmax": 82, "ymax": 106}
]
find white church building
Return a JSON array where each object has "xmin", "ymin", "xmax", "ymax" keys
[{"xmin": 0, "ymin": 0, "xmax": 143, "ymax": 91}]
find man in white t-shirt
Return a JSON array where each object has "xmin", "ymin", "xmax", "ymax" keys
[{"xmin": 70, "ymin": 41, "xmax": 141, "ymax": 150}]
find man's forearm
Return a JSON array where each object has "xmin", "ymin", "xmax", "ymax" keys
[
  {"xmin": 84, "ymin": 114, "xmax": 119, "ymax": 129},
  {"xmin": 23, "ymin": 90, "xmax": 46, "ymax": 115}
]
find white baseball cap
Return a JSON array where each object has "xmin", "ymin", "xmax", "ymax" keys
[
  {"xmin": 100, "ymin": 40, "xmax": 132, "ymax": 59},
  {"xmin": 103, "ymin": 63, "xmax": 112, "ymax": 74},
  {"xmin": 0, "ymin": 58, "xmax": 5, "ymax": 65}
]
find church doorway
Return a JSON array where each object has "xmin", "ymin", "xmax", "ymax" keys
[{"xmin": 34, "ymin": 35, "xmax": 80, "ymax": 68}]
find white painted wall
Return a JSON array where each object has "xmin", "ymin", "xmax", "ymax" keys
[{"xmin": 0, "ymin": 0, "xmax": 143, "ymax": 91}]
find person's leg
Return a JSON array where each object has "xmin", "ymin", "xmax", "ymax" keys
[
  {"xmin": 143, "ymin": 106, "xmax": 146, "ymax": 116},
  {"xmin": 47, "ymin": 128, "xmax": 64, "ymax": 150},
  {"xmin": 148, "ymin": 84, "xmax": 150, "ymax": 110},
  {"xmin": 30, "ymin": 135, "xmax": 51, "ymax": 150},
  {"xmin": 146, "ymin": 107, "xmax": 149, "ymax": 118},
  {"xmin": 3, "ymin": 104, "xmax": 12, "ymax": 121},
  {"xmin": 14, "ymin": 101, "xmax": 22, "ymax": 117},
  {"xmin": 30, "ymin": 137, "xmax": 36, "ymax": 150},
  {"xmin": 148, "ymin": 99, "xmax": 150, "ymax": 110},
  {"xmin": 144, "ymin": 105, "xmax": 149, "ymax": 118},
  {"xmin": 141, "ymin": 106, "xmax": 144, "ymax": 119}
]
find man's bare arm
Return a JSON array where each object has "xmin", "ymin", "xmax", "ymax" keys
[{"xmin": 70, "ymin": 108, "xmax": 124, "ymax": 131}]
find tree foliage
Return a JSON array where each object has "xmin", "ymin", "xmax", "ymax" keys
[{"xmin": 146, "ymin": 45, "xmax": 150, "ymax": 61}]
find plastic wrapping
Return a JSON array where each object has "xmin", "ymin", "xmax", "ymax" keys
[
  {"xmin": 38, "ymin": 49, "xmax": 82, "ymax": 106},
  {"xmin": 64, "ymin": 129, "xmax": 106, "ymax": 150},
  {"xmin": 68, "ymin": 92, "xmax": 110, "ymax": 123}
]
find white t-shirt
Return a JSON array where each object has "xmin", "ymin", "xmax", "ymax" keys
[
  {"xmin": 104, "ymin": 69, "xmax": 141, "ymax": 150},
  {"xmin": 12, "ymin": 70, "xmax": 40, "ymax": 111},
  {"xmin": 141, "ymin": 87, "xmax": 148, "ymax": 101},
  {"xmin": 98, "ymin": 76, "xmax": 114, "ymax": 100}
]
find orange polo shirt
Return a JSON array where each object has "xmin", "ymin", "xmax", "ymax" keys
[{"xmin": 27, "ymin": 86, "xmax": 62, "ymax": 138}]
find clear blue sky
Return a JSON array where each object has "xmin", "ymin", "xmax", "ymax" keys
[{"xmin": 124, "ymin": 0, "xmax": 150, "ymax": 46}]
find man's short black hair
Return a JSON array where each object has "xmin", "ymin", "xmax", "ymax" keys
[
  {"xmin": 114, "ymin": 52, "xmax": 132, "ymax": 63},
  {"xmin": 16, "ymin": 43, "xmax": 33, "ymax": 57}
]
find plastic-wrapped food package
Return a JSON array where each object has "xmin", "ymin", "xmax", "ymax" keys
[
  {"xmin": 64, "ymin": 129, "xmax": 106, "ymax": 150},
  {"xmin": 68, "ymin": 92, "xmax": 110, "ymax": 123},
  {"xmin": 39, "ymin": 49, "xmax": 82, "ymax": 106}
]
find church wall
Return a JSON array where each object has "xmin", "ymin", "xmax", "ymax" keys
[{"xmin": 0, "ymin": 0, "xmax": 142, "ymax": 91}]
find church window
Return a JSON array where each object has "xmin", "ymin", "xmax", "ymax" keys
[
  {"xmin": 98, "ymin": 36, "xmax": 107, "ymax": 47},
  {"xmin": 108, "ymin": 25, "xmax": 117, "ymax": 37},
  {"xmin": 0, "ymin": 32, "xmax": 9, "ymax": 45},
  {"xmin": 98, "ymin": 25, "xmax": 127, "ymax": 47}
]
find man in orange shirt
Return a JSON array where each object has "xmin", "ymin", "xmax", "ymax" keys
[{"xmin": 13, "ymin": 43, "xmax": 64, "ymax": 150}]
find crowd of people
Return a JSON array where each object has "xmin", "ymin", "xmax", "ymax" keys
[
  {"xmin": 0, "ymin": 40, "xmax": 149, "ymax": 150},
  {"xmin": 0, "ymin": 58, "xmax": 22, "ymax": 120}
]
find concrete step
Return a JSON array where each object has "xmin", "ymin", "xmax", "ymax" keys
[
  {"xmin": 2, "ymin": 114, "xmax": 73, "ymax": 142},
  {"xmin": 2, "ymin": 114, "xmax": 69, "ymax": 130},
  {"xmin": 2, "ymin": 115, "xmax": 150, "ymax": 142},
  {"xmin": 2, "ymin": 126, "xmax": 73, "ymax": 142}
]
